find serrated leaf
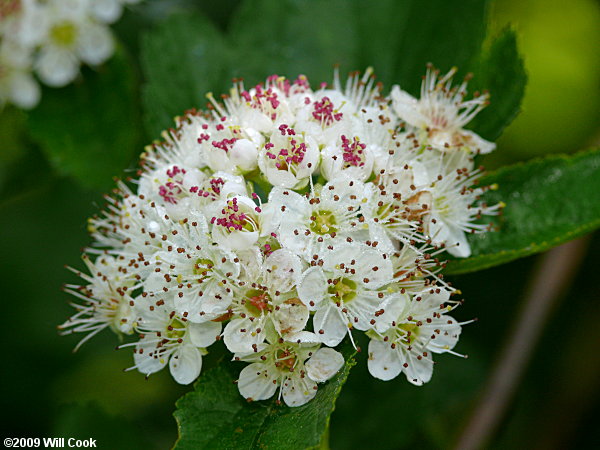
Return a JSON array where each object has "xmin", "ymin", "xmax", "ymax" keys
[
  {"xmin": 445, "ymin": 148, "xmax": 600, "ymax": 275},
  {"xmin": 468, "ymin": 28, "xmax": 527, "ymax": 140},
  {"xmin": 140, "ymin": 12, "xmax": 230, "ymax": 138},
  {"xmin": 27, "ymin": 48, "xmax": 140, "ymax": 191},
  {"xmin": 174, "ymin": 346, "xmax": 356, "ymax": 450},
  {"xmin": 355, "ymin": 0, "xmax": 489, "ymax": 91},
  {"xmin": 228, "ymin": 0, "xmax": 359, "ymax": 85}
]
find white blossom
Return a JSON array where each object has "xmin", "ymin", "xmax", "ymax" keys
[
  {"xmin": 258, "ymin": 124, "xmax": 320, "ymax": 189},
  {"xmin": 298, "ymin": 243, "xmax": 399, "ymax": 346},
  {"xmin": 0, "ymin": 40, "xmax": 39, "ymax": 109},
  {"xmin": 424, "ymin": 150, "xmax": 502, "ymax": 257},
  {"xmin": 268, "ymin": 176, "xmax": 367, "ymax": 260},
  {"xmin": 367, "ymin": 288, "xmax": 464, "ymax": 385},
  {"xmin": 236, "ymin": 337, "xmax": 344, "ymax": 406},
  {"xmin": 59, "ymin": 255, "xmax": 137, "ymax": 350},
  {"xmin": 223, "ymin": 249, "xmax": 308, "ymax": 353},
  {"xmin": 0, "ymin": 0, "xmax": 142, "ymax": 108},
  {"xmin": 128, "ymin": 296, "xmax": 221, "ymax": 385},
  {"xmin": 35, "ymin": 0, "xmax": 114, "ymax": 87},
  {"xmin": 63, "ymin": 68, "xmax": 499, "ymax": 405},
  {"xmin": 391, "ymin": 66, "xmax": 495, "ymax": 154}
]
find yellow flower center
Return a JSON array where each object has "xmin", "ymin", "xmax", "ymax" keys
[
  {"xmin": 167, "ymin": 318, "xmax": 186, "ymax": 340},
  {"xmin": 328, "ymin": 277, "xmax": 356, "ymax": 303},
  {"xmin": 51, "ymin": 22, "xmax": 77, "ymax": 47},
  {"xmin": 309, "ymin": 210, "xmax": 337, "ymax": 235},
  {"xmin": 398, "ymin": 322, "xmax": 420, "ymax": 344}
]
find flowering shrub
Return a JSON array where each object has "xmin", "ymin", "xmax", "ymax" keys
[
  {"xmin": 3, "ymin": 0, "xmax": 600, "ymax": 448},
  {"xmin": 60, "ymin": 67, "xmax": 500, "ymax": 406}
]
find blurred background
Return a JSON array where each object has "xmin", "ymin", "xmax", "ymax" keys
[{"xmin": 1, "ymin": 0, "xmax": 599, "ymax": 448}]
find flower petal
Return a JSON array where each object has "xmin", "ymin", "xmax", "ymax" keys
[
  {"xmin": 461, "ymin": 129, "xmax": 496, "ymax": 154},
  {"xmin": 237, "ymin": 363, "xmax": 278, "ymax": 401},
  {"xmin": 273, "ymin": 298, "xmax": 309, "ymax": 337},
  {"xmin": 313, "ymin": 304, "xmax": 347, "ymax": 347},
  {"xmin": 390, "ymin": 86, "xmax": 427, "ymax": 128},
  {"xmin": 188, "ymin": 321, "xmax": 221, "ymax": 348},
  {"xmin": 264, "ymin": 248, "xmax": 303, "ymax": 293},
  {"xmin": 90, "ymin": 0, "xmax": 123, "ymax": 24},
  {"xmin": 428, "ymin": 317, "xmax": 461, "ymax": 354},
  {"xmin": 281, "ymin": 374, "xmax": 318, "ymax": 407},
  {"xmin": 77, "ymin": 22, "xmax": 114, "ymax": 65},
  {"xmin": 36, "ymin": 46, "xmax": 79, "ymax": 87},
  {"xmin": 445, "ymin": 226, "xmax": 471, "ymax": 258},
  {"xmin": 403, "ymin": 349, "xmax": 433, "ymax": 386},
  {"xmin": 223, "ymin": 318, "xmax": 265, "ymax": 353},
  {"xmin": 305, "ymin": 347, "xmax": 344, "ymax": 382},
  {"xmin": 298, "ymin": 266, "xmax": 327, "ymax": 310},
  {"xmin": 169, "ymin": 345, "xmax": 202, "ymax": 385},
  {"xmin": 133, "ymin": 338, "xmax": 168, "ymax": 376},
  {"xmin": 367, "ymin": 338, "xmax": 402, "ymax": 381},
  {"xmin": 9, "ymin": 72, "xmax": 40, "ymax": 109},
  {"xmin": 373, "ymin": 293, "xmax": 408, "ymax": 333}
]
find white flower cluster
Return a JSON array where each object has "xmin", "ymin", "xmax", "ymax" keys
[
  {"xmin": 0, "ymin": 0, "xmax": 140, "ymax": 109},
  {"xmin": 61, "ymin": 68, "xmax": 500, "ymax": 407}
]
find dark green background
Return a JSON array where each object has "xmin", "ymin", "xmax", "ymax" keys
[{"xmin": 1, "ymin": 0, "xmax": 598, "ymax": 448}]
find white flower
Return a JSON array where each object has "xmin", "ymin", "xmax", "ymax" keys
[
  {"xmin": 59, "ymin": 255, "xmax": 137, "ymax": 349},
  {"xmin": 424, "ymin": 150, "xmax": 502, "ymax": 257},
  {"xmin": 141, "ymin": 115, "xmax": 210, "ymax": 170},
  {"xmin": 320, "ymin": 133, "xmax": 374, "ymax": 182},
  {"xmin": 35, "ymin": 0, "xmax": 114, "ymax": 87},
  {"xmin": 294, "ymin": 93, "xmax": 350, "ymax": 148},
  {"xmin": 389, "ymin": 244, "xmax": 441, "ymax": 295},
  {"xmin": 298, "ymin": 243, "xmax": 399, "ymax": 346},
  {"xmin": 129, "ymin": 296, "xmax": 221, "ymax": 384},
  {"xmin": 140, "ymin": 212, "xmax": 242, "ymax": 323},
  {"xmin": 64, "ymin": 69, "xmax": 499, "ymax": 403},
  {"xmin": 209, "ymin": 196, "xmax": 262, "ymax": 251},
  {"xmin": 1, "ymin": 0, "xmax": 47, "ymax": 49},
  {"xmin": 361, "ymin": 164, "xmax": 432, "ymax": 252},
  {"xmin": 0, "ymin": 40, "xmax": 40, "ymax": 108},
  {"xmin": 138, "ymin": 164, "xmax": 207, "ymax": 220},
  {"xmin": 268, "ymin": 176, "xmax": 367, "ymax": 260},
  {"xmin": 197, "ymin": 106, "xmax": 263, "ymax": 174},
  {"xmin": 258, "ymin": 124, "xmax": 320, "ymax": 189},
  {"xmin": 87, "ymin": 185, "xmax": 172, "ymax": 262},
  {"xmin": 0, "ymin": 0, "xmax": 139, "ymax": 108},
  {"xmin": 223, "ymin": 249, "xmax": 309, "ymax": 353},
  {"xmin": 391, "ymin": 66, "xmax": 495, "ymax": 154},
  {"xmin": 367, "ymin": 288, "xmax": 463, "ymax": 385},
  {"xmin": 236, "ymin": 338, "xmax": 344, "ymax": 406}
]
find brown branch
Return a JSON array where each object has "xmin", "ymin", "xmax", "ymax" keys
[{"xmin": 454, "ymin": 237, "xmax": 590, "ymax": 450}]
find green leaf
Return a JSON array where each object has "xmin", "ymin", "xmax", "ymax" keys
[
  {"xmin": 140, "ymin": 12, "xmax": 230, "ymax": 138},
  {"xmin": 468, "ymin": 28, "xmax": 527, "ymax": 140},
  {"xmin": 28, "ymin": 47, "xmax": 140, "ymax": 191},
  {"xmin": 228, "ymin": 0, "xmax": 360, "ymax": 85},
  {"xmin": 0, "ymin": 106, "xmax": 30, "ymax": 192},
  {"xmin": 174, "ymin": 346, "xmax": 356, "ymax": 449},
  {"xmin": 356, "ymin": 0, "xmax": 489, "ymax": 92},
  {"xmin": 445, "ymin": 147, "xmax": 600, "ymax": 275},
  {"xmin": 53, "ymin": 403, "xmax": 148, "ymax": 450},
  {"xmin": 0, "ymin": 106, "xmax": 28, "ymax": 163}
]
